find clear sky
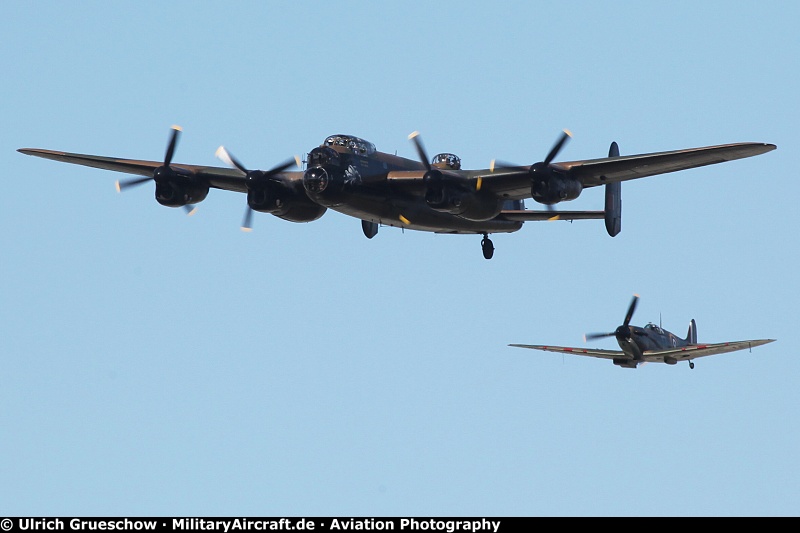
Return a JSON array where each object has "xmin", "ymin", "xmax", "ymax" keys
[{"xmin": 2, "ymin": 0, "xmax": 798, "ymax": 517}]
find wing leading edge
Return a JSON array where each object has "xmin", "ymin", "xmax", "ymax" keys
[
  {"xmin": 439, "ymin": 142, "xmax": 777, "ymax": 199},
  {"xmin": 557, "ymin": 142, "xmax": 777, "ymax": 187},
  {"xmin": 644, "ymin": 339, "xmax": 775, "ymax": 361},
  {"xmin": 509, "ymin": 338, "xmax": 776, "ymax": 364},
  {"xmin": 17, "ymin": 148, "xmax": 258, "ymax": 193},
  {"xmin": 508, "ymin": 344, "xmax": 626, "ymax": 361}
]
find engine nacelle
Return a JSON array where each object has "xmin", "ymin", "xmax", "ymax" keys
[
  {"xmin": 248, "ymin": 183, "xmax": 326, "ymax": 222},
  {"xmin": 274, "ymin": 203, "xmax": 327, "ymax": 223},
  {"xmin": 153, "ymin": 165, "xmax": 209, "ymax": 208},
  {"xmin": 531, "ymin": 174, "xmax": 583, "ymax": 205},
  {"xmin": 425, "ymin": 185, "xmax": 501, "ymax": 221},
  {"xmin": 155, "ymin": 181, "xmax": 209, "ymax": 208},
  {"xmin": 247, "ymin": 184, "xmax": 284, "ymax": 214}
]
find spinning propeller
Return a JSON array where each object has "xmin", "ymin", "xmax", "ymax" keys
[
  {"xmin": 491, "ymin": 129, "xmax": 573, "ymax": 211},
  {"xmin": 490, "ymin": 129, "xmax": 572, "ymax": 174},
  {"xmin": 538, "ymin": 129, "xmax": 572, "ymax": 169},
  {"xmin": 215, "ymin": 146, "xmax": 300, "ymax": 231},
  {"xmin": 584, "ymin": 295, "xmax": 639, "ymax": 343},
  {"xmin": 115, "ymin": 125, "xmax": 196, "ymax": 215},
  {"xmin": 408, "ymin": 131, "xmax": 482, "ymax": 192}
]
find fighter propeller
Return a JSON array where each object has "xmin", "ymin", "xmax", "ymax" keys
[{"xmin": 584, "ymin": 294, "xmax": 639, "ymax": 343}]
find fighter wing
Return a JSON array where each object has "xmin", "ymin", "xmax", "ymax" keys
[
  {"xmin": 17, "ymin": 148, "xmax": 254, "ymax": 193},
  {"xmin": 508, "ymin": 343, "xmax": 629, "ymax": 362},
  {"xmin": 642, "ymin": 338, "xmax": 775, "ymax": 362}
]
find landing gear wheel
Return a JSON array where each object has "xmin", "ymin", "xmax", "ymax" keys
[
  {"xmin": 481, "ymin": 234, "xmax": 494, "ymax": 260},
  {"xmin": 689, "ymin": 361, "xmax": 695, "ymax": 370}
]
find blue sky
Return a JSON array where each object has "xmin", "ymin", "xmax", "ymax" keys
[{"xmin": 2, "ymin": 1, "xmax": 798, "ymax": 516}]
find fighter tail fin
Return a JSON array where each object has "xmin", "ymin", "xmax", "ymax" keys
[{"xmin": 686, "ymin": 319, "xmax": 697, "ymax": 344}]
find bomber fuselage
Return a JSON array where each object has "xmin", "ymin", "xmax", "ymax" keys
[{"xmin": 301, "ymin": 134, "xmax": 523, "ymax": 234}]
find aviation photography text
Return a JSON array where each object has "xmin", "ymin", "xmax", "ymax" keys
[{"xmin": 7, "ymin": 519, "xmax": 503, "ymax": 533}]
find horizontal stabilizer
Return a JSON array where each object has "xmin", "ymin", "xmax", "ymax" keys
[{"xmin": 499, "ymin": 210, "xmax": 604, "ymax": 222}]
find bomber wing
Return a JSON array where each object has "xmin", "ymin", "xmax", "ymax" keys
[
  {"xmin": 458, "ymin": 142, "xmax": 776, "ymax": 200},
  {"xmin": 386, "ymin": 143, "xmax": 777, "ymax": 200},
  {"xmin": 642, "ymin": 338, "xmax": 775, "ymax": 362},
  {"xmin": 556, "ymin": 142, "xmax": 777, "ymax": 187},
  {"xmin": 508, "ymin": 344, "xmax": 629, "ymax": 361},
  {"xmin": 17, "ymin": 148, "xmax": 260, "ymax": 193}
]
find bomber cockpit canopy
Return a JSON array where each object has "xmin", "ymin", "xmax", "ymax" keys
[
  {"xmin": 323, "ymin": 134, "xmax": 376, "ymax": 156},
  {"xmin": 432, "ymin": 152, "xmax": 461, "ymax": 170}
]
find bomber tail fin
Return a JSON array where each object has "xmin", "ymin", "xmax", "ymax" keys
[
  {"xmin": 686, "ymin": 319, "xmax": 697, "ymax": 344},
  {"xmin": 604, "ymin": 142, "xmax": 621, "ymax": 237}
]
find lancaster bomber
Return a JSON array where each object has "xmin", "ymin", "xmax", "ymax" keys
[{"xmin": 18, "ymin": 127, "xmax": 776, "ymax": 259}]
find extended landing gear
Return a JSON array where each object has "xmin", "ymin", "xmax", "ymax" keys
[
  {"xmin": 689, "ymin": 361, "xmax": 695, "ymax": 370},
  {"xmin": 481, "ymin": 234, "xmax": 494, "ymax": 260}
]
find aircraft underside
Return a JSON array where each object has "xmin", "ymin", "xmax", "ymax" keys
[
  {"xmin": 322, "ymin": 195, "xmax": 521, "ymax": 259},
  {"xmin": 326, "ymin": 195, "xmax": 523, "ymax": 235}
]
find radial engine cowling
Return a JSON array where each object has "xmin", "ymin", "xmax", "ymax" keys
[{"xmin": 530, "ymin": 174, "xmax": 583, "ymax": 205}]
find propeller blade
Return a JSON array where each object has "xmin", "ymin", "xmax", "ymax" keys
[
  {"xmin": 263, "ymin": 156, "xmax": 301, "ymax": 178},
  {"xmin": 585, "ymin": 332, "xmax": 616, "ymax": 342},
  {"xmin": 543, "ymin": 129, "xmax": 572, "ymax": 166},
  {"xmin": 115, "ymin": 176, "xmax": 153, "ymax": 192},
  {"xmin": 215, "ymin": 145, "xmax": 248, "ymax": 174},
  {"xmin": 183, "ymin": 205, "xmax": 198, "ymax": 216},
  {"xmin": 216, "ymin": 149, "xmax": 298, "ymax": 179},
  {"xmin": 408, "ymin": 131, "xmax": 432, "ymax": 171},
  {"xmin": 214, "ymin": 148, "xmax": 298, "ymax": 231},
  {"xmin": 490, "ymin": 159, "xmax": 521, "ymax": 172},
  {"xmin": 164, "ymin": 125, "xmax": 182, "ymax": 166},
  {"xmin": 241, "ymin": 206, "xmax": 254, "ymax": 232},
  {"xmin": 623, "ymin": 294, "xmax": 639, "ymax": 327},
  {"xmin": 585, "ymin": 294, "xmax": 639, "ymax": 343}
]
